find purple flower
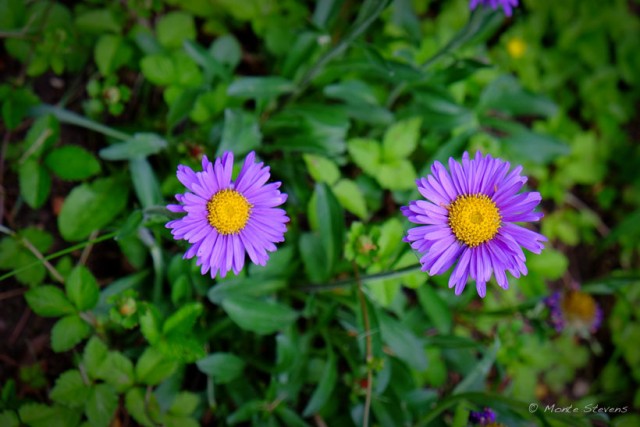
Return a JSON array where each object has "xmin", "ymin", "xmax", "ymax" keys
[
  {"xmin": 401, "ymin": 151, "xmax": 546, "ymax": 297},
  {"xmin": 166, "ymin": 152, "xmax": 288, "ymax": 278},
  {"xmin": 469, "ymin": 407, "xmax": 496, "ymax": 425},
  {"xmin": 470, "ymin": 0, "xmax": 519, "ymax": 17},
  {"xmin": 545, "ymin": 290, "xmax": 603, "ymax": 334}
]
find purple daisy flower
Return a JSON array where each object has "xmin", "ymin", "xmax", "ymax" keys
[
  {"xmin": 470, "ymin": 0, "xmax": 519, "ymax": 17},
  {"xmin": 401, "ymin": 151, "xmax": 546, "ymax": 297},
  {"xmin": 166, "ymin": 151, "xmax": 289, "ymax": 278},
  {"xmin": 469, "ymin": 407, "xmax": 496, "ymax": 425}
]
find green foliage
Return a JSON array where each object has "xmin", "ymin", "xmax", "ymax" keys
[{"xmin": 2, "ymin": 0, "xmax": 639, "ymax": 425}]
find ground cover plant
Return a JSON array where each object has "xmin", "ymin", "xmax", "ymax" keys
[{"xmin": 1, "ymin": 0, "xmax": 640, "ymax": 426}]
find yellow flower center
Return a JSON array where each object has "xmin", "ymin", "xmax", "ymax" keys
[
  {"xmin": 507, "ymin": 37, "xmax": 527, "ymax": 59},
  {"xmin": 448, "ymin": 194, "xmax": 501, "ymax": 247},
  {"xmin": 562, "ymin": 291, "xmax": 597, "ymax": 323},
  {"xmin": 206, "ymin": 189, "xmax": 252, "ymax": 235}
]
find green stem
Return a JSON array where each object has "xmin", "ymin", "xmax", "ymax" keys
[
  {"xmin": 301, "ymin": 263, "xmax": 423, "ymax": 292},
  {"xmin": 29, "ymin": 104, "xmax": 131, "ymax": 141},
  {"xmin": 0, "ymin": 232, "xmax": 118, "ymax": 283}
]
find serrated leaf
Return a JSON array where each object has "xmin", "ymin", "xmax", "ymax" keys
[
  {"xmin": 377, "ymin": 160, "xmax": 416, "ymax": 190},
  {"xmin": 382, "ymin": 117, "xmax": 421, "ymax": 160},
  {"xmin": 332, "ymin": 179, "xmax": 368, "ymax": 219},
  {"xmin": 125, "ymin": 388, "xmax": 157, "ymax": 427},
  {"xmin": 96, "ymin": 351, "xmax": 135, "ymax": 392},
  {"xmin": 162, "ymin": 302, "xmax": 203, "ymax": 336},
  {"xmin": 25, "ymin": 286, "xmax": 75, "ymax": 317},
  {"xmin": 49, "ymin": 370, "xmax": 89, "ymax": 408},
  {"xmin": 222, "ymin": 295, "xmax": 298, "ymax": 335},
  {"xmin": 19, "ymin": 159, "xmax": 51, "ymax": 209},
  {"xmin": 157, "ymin": 11, "xmax": 196, "ymax": 49},
  {"xmin": 44, "ymin": 145, "xmax": 101, "ymax": 181},
  {"xmin": 51, "ymin": 315, "xmax": 91, "ymax": 353},
  {"xmin": 86, "ymin": 383, "xmax": 118, "ymax": 427},
  {"xmin": 83, "ymin": 337, "xmax": 108, "ymax": 379},
  {"xmin": 303, "ymin": 154, "xmax": 340, "ymax": 185},
  {"xmin": 135, "ymin": 347, "xmax": 179, "ymax": 386},
  {"xmin": 139, "ymin": 306, "xmax": 162, "ymax": 344},
  {"xmin": 18, "ymin": 403, "xmax": 81, "ymax": 427},
  {"xmin": 168, "ymin": 392, "xmax": 200, "ymax": 417},
  {"xmin": 58, "ymin": 177, "xmax": 129, "ymax": 241},
  {"xmin": 94, "ymin": 34, "xmax": 132, "ymax": 76},
  {"xmin": 196, "ymin": 353, "xmax": 245, "ymax": 384},
  {"xmin": 65, "ymin": 266, "xmax": 100, "ymax": 311},
  {"xmin": 347, "ymin": 138, "xmax": 380, "ymax": 176},
  {"xmin": 302, "ymin": 349, "xmax": 337, "ymax": 417}
]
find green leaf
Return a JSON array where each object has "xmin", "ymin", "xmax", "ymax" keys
[
  {"xmin": 25, "ymin": 286, "xmax": 75, "ymax": 317},
  {"xmin": 19, "ymin": 159, "xmax": 51, "ymax": 209},
  {"xmin": 135, "ymin": 347, "xmax": 178, "ymax": 386},
  {"xmin": 196, "ymin": 353, "xmax": 245, "ymax": 384},
  {"xmin": 453, "ymin": 339, "xmax": 499, "ymax": 394},
  {"xmin": 58, "ymin": 176, "xmax": 129, "ymax": 241},
  {"xmin": 65, "ymin": 266, "xmax": 100, "ymax": 311},
  {"xmin": 207, "ymin": 278, "xmax": 286, "ymax": 304},
  {"xmin": 139, "ymin": 54, "xmax": 175, "ymax": 86},
  {"xmin": 299, "ymin": 233, "xmax": 329, "ymax": 283},
  {"xmin": 302, "ymin": 349, "xmax": 337, "ymax": 417},
  {"xmin": 0, "ymin": 410, "xmax": 19, "ymax": 427},
  {"xmin": 129, "ymin": 157, "xmax": 162, "ymax": 209},
  {"xmin": 347, "ymin": 138, "xmax": 380, "ymax": 176},
  {"xmin": 139, "ymin": 306, "xmax": 162, "ymax": 345},
  {"xmin": 51, "ymin": 315, "xmax": 91, "ymax": 353},
  {"xmin": 125, "ymin": 388, "xmax": 157, "ymax": 427},
  {"xmin": 49, "ymin": 370, "xmax": 89, "ymax": 408},
  {"xmin": 324, "ymin": 80, "xmax": 379, "ymax": 105},
  {"xmin": 168, "ymin": 392, "xmax": 200, "ymax": 417},
  {"xmin": 479, "ymin": 75, "xmax": 558, "ymax": 118},
  {"xmin": 222, "ymin": 295, "xmax": 298, "ymax": 335},
  {"xmin": 217, "ymin": 109, "xmax": 261, "ymax": 156},
  {"xmin": 99, "ymin": 133, "xmax": 167, "ymax": 160},
  {"xmin": 382, "ymin": 117, "xmax": 421, "ymax": 160},
  {"xmin": 44, "ymin": 146, "xmax": 101, "ymax": 181},
  {"xmin": 96, "ymin": 351, "xmax": 135, "ymax": 392},
  {"xmin": 378, "ymin": 311, "xmax": 427, "ymax": 370},
  {"xmin": 303, "ymin": 154, "xmax": 340, "ymax": 185},
  {"xmin": 83, "ymin": 337, "xmax": 108, "ymax": 379},
  {"xmin": 75, "ymin": 9, "xmax": 121, "ymax": 33},
  {"xmin": 418, "ymin": 286, "xmax": 452, "ymax": 334},
  {"xmin": 22, "ymin": 114, "xmax": 59, "ymax": 160},
  {"xmin": 167, "ymin": 88, "xmax": 200, "ymax": 129},
  {"xmin": 94, "ymin": 34, "xmax": 132, "ymax": 76},
  {"xmin": 227, "ymin": 77, "xmax": 294, "ymax": 99},
  {"xmin": 162, "ymin": 302, "xmax": 203, "ymax": 336},
  {"xmin": 210, "ymin": 34, "xmax": 242, "ymax": 71},
  {"xmin": 377, "ymin": 160, "xmax": 416, "ymax": 190},
  {"xmin": 86, "ymin": 383, "xmax": 118, "ymax": 427},
  {"xmin": 18, "ymin": 403, "xmax": 81, "ymax": 427},
  {"xmin": 332, "ymin": 179, "xmax": 368, "ymax": 219},
  {"xmin": 315, "ymin": 183, "xmax": 345, "ymax": 277},
  {"xmin": 0, "ymin": 228, "xmax": 53, "ymax": 287},
  {"xmin": 157, "ymin": 12, "xmax": 196, "ymax": 49}
]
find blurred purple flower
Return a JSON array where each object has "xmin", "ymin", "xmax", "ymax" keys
[
  {"xmin": 470, "ymin": 0, "xmax": 519, "ymax": 16},
  {"xmin": 469, "ymin": 407, "xmax": 496, "ymax": 425},
  {"xmin": 401, "ymin": 151, "xmax": 546, "ymax": 297},
  {"xmin": 166, "ymin": 151, "xmax": 288, "ymax": 278},
  {"xmin": 545, "ymin": 290, "xmax": 603, "ymax": 334}
]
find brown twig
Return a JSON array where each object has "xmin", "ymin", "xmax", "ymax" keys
[
  {"xmin": 564, "ymin": 192, "xmax": 610, "ymax": 237},
  {"xmin": 78, "ymin": 229, "xmax": 99, "ymax": 266},
  {"xmin": 9, "ymin": 307, "xmax": 31, "ymax": 345},
  {"xmin": 20, "ymin": 236, "xmax": 65, "ymax": 284},
  {"xmin": 353, "ymin": 263, "xmax": 373, "ymax": 427},
  {"xmin": 0, "ymin": 288, "xmax": 26, "ymax": 301}
]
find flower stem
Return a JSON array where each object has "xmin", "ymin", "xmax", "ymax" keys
[{"xmin": 353, "ymin": 263, "xmax": 373, "ymax": 427}]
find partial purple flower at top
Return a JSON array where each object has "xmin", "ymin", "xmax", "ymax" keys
[
  {"xmin": 401, "ymin": 151, "xmax": 546, "ymax": 297},
  {"xmin": 470, "ymin": 0, "xmax": 519, "ymax": 17},
  {"xmin": 469, "ymin": 408, "xmax": 496, "ymax": 425},
  {"xmin": 166, "ymin": 152, "xmax": 289, "ymax": 278}
]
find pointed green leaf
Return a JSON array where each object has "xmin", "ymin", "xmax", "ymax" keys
[
  {"xmin": 65, "ymin": 266, "xmax": 100, "ymax": 311},
  {"xmin": 25, "ymin": 286, "xmax": 75, "ymax": 317}
]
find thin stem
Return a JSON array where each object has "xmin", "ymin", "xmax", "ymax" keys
[
  {"xmin": 565, "ymin": 192, "xmax": 610, "ymax": 237},
  {"xmin": 353, "ymin": 263, "xmax": 373, "ymax": 427},
  {"xmin": 0, "ymin": 231, "xmax": 118, "ymax": 283},
  {"xmin": 301, "ymin": 263, "xmax": 422, "ymax": 292},
  {"xmin": 79, "ymin": 230, "xmax": 100, "ymax": 266},
  {"xmin": 20, "ymin": 235, "xmax": 65, "ymax": 283}
]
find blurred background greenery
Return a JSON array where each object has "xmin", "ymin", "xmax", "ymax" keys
[{"xmin": 1, "ymin": 0, "xmax": 639, "ymax": 426}]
